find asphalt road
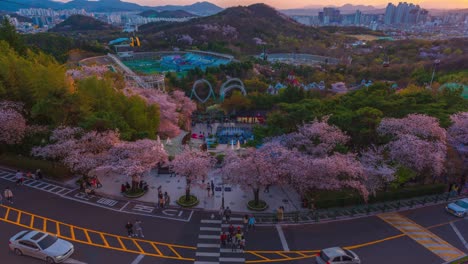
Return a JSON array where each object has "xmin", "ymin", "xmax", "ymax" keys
[{"xmin": 1, "ymin": 178, "xmax": 467, "ymax": 264}]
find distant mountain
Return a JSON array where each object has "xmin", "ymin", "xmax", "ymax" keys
[
  {"xmin": 139, "ymin": 10, "xmax": 197, "ymax": 19},
  {"xmin": 152, "ymin": 2, "xmax": 223, "ymax": 16},
  {"xmin": 139, "ymin": 4, "xmax": 332, "ymax": 55},
  {"xmin": 0, "ymin": 0, "xmax": 222, "ymax": 16},
  {"xmin": 50, "ymin": 15, "xmax": 115, "ymax": 32}
]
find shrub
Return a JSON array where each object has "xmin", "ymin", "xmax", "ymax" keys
[
  {"xmin": 176, "ymin": 195, "xmax": 199, "ymax": 207},
  {"xmin": 0, "ymin": 153, "xmax": 71, "ymax": 180},
  {"xmin": 247, "ymin": 200, "xmax": 268, "ymax": 211}
]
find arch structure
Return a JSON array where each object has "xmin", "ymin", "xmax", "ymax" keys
[
  {"xmin": 219, "ymin": 78, "xmax": 247, "ymax": 102},
  {"xmin": 190, "ymin": 79, "xmax": 216, "ymax": 103}
]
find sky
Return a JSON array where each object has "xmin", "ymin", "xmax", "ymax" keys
[{"xmin": 55, "ymin": 0, "xmax": 468, "ymax": 9}]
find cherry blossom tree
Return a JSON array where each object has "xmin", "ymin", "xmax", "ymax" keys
[
  {"xmin": 170, "ymin": 147, "xmax": 216, "ymax": 201},
  {"xmin": 171, "ymin": 90, "xmax": 197, "ymax": 131},
  {"xmin": 0, "ymin": 101, "xmax": 27, "ymax": 145},
  {"xmin": 281, "ymin": 118, "xmax": 350, "ymax": 157},
  {"xmin": 359, "ymin": 146, "xmax": 395, "ymax": 195},
  {"xmin": 448, "ymin": 112, "xmax": 468, "ymax": 151},
  {"xmin": 291, "ymin": 153, "xmax": 369, "ymax": 200},
  {"xmin": 66, "ymin": 65, "xmax": 109, "ymax": 80},
  {"xmin": 32, "ymin": 127, "xmax": 120, "ymax": 176},
  {"xmin": 378, "ymin": 114, "xmax": 447, "ymax": 180},
  {"xmin": 95, "ymin": 139, "xmax": 168, "ymax": 189},
  {"xmin": 378, "ymin": 114, "xmax": 446, "ymax": 142},
  {"xmin": 220, "ymin": 142, "xmax": 294, "ymax": 206}
]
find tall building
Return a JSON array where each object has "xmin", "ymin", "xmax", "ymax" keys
[
  {"xmin": 354, "ymin": 10, "xmax": 362, "ymax": 25},
  {"xmin": 395, "ymin": 2, "xmax": 409, "ymax": 24},
  {"xmin": 384, "ymin": 3, "xmax": 396, "ymax": 24}
]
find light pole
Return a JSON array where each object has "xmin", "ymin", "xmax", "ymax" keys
[{"xmin": 429, "ymin": 59, "xmax": 440, "ymax": 89}]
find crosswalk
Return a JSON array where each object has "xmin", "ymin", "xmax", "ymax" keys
[
  {"xmin": 0, "ymin": 170, "xmax": 74, "ymax": 196},
  {"xmin": 378, "ymin": 213, "xmax": 466, "ymax": 262},
  {"xmin": 194, "ymin": 216, "xmax": 246, "ymax": 264}
]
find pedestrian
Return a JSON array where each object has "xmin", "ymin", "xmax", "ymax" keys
[
  {"xmin": 211, "ymin": 180, "xmax": 215, "ymax": 196},
  {"xmin": 224, "ymin": 206, "xmax": 231, "ymax": 223},
  {"xmin": 228, "ymin": 224, "xmax": 234, "ymax": 236},
  {"xmin": 207, "ymin": 183, "xmax": 211, "ymax": 197},
  {"xmin": 15, "ymin": 170, "xmax": 23, "ymax": 186},
  {"xmin": 235, "ymin": 229, "xmax": 242, "ymax": 243},
  {"xmin": 4, "ymin": 187, "xmax": 13, "ymax": 204},
  {"xmin": 35, "ymin": 169, "xmax": 43, "ymax": 180},
  {"xmin": 125, "ymin": 221, "xmax": 134, "ymax": 237},
  {"xmin": 157, "ymin": 190, "xmax": 164, "ymax": 208},
  {"xmin": 219, "ymin": 206, "xmax": 225, "ymax": 220},
  {"xmin": 277, "ymin": 206, "xmax": 284, "ymax": 222},
  {"xmin": 227, "ymin": 232, "xmax": 233, "ymax": 246},
  {"xmin": 134, "ymin": 220, "xmax": 144, "ymax": 238},
  {"xmin": 96, "ymin": 176, "xmax": 102, "ymax": 188},
  {"xmin": 243, "ymin": 215, "xmax": 248, "ymax": 232},
  {"xmin": 239, "ymin": 236, "xmax": 245, "ymax": 252},
  {"xmin": 159, "ymin": 196, "xmax": 165, "ymax": 209},
  {"xmin": 220, "ymin": 232, "xmax": 227, "ymax": 247},
  {"xmin": 248, "ymin": 215, "xmax": 256, "ymax": 231},
  {"xmin": 264, "ymin": 184, "xmax": 270, "ymax": 193},
  {"xmin": 164, "ymin": 192, "xmax": 170, "ymax": 206},
  {"xmin": 231, "ymin": 237, "xmax": 237, "ymax": 252},
  {"xmin": 121, "ymin": 184, "xmax": 126, "ymax": 193},
  {"xmin": 26, "ymin": 171, "xmax": 33, "ymax": 179}
]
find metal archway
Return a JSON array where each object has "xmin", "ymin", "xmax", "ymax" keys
[
  {"xmin": 219, "ymin": 78, "xmax": 247, "ymax": 101},
  {"xmin": 190, "ymin": 79, "xmax": 216, "ymax": 103}
]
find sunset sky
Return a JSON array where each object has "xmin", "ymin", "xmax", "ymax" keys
[{"xmin": 57, "ymin": 0, "xmax": 468, "ymax": 9}]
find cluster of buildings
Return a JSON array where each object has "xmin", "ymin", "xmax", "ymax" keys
[
  {"xmin": 8, "ymin": 8, "xmax": 196, "ymax": 33},
  {"xmin": 290, "ymin": 2, "xmax": 467, "ymax": 38}
]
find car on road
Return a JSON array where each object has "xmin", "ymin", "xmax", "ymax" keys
[
  {"xmin": 9, "ymin": 230, "xmax": 74, "ymax": 263},
  {"xmin": 316, "ymin": 247, "xmax": 361, "ymax": 264},
  {"xmin": 445, "ymin": 198, "xmax": 468, "ymax": 217}
]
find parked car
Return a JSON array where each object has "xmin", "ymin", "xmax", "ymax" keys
[
  {"xmin": 316, "ymin": 247, "xmax": 361, "ymax": 264},
  {"xmin": 9, "ymin": 230, "xmax": 74, "ymax": 263},
  {"xmin": 445, "ymin": 198, "xmax": 468, "ymax": 217}
]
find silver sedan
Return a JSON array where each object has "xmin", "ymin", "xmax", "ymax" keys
[{"xmin": 9, "ymin": 230, "xmax": 74, "ymax": 263}]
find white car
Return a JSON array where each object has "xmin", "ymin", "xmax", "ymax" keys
[
  {"xmin": 445, "ymin": 198, "xmax": 468, "ymax": 217},
  {"xmin": 316, "ymin": 247, "xmax": 361, "ymax": 264},
  {"xmin": 9, "ymin": 230, "xmax": 74, "ymax": 263}
]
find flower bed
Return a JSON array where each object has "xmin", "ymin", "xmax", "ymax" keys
[
  {"xmin": 123, "ymin": 188, "xmax": 147, "ymax": 198},
  {"xmin": 247, "ymin": 200, "xmax": 268, "ymax": 211},
  {"xmin": 176, "ymin": 195, "xmax": 199, "ymax": 207}
]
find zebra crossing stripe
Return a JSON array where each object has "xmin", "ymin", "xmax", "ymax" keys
[
  {"xmin": 199, "ymin": 235, "xmax": 219, "ymax": 239},
  {"xmin": 201, "ymin": 219, "xmax": 222, "ymax": 224},
  {"xmin": 378, "ymin": 213, "xmax": 465, "ymax": 262},
  {"xmin": 200, "ymin": 227, "xmax": 222, "ymax": 232},
  {"xmin": 197, "ymin": 243, "xmax": 220, "ymax": 248}
]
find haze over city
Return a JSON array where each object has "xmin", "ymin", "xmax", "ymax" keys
[{"xmin": 53, "ymin": 0, "xmax": 468, "ymax": 9}]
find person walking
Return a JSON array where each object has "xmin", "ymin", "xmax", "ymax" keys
[
  {"xmin": 210, "ymin": 180, "xmax": 215, "ymax": 196},
  {"xmin": 125, "ymin": 221, "xmax": 134, "ymax": 237},
  {"xmin": 231, "ymin": 236, "xmax": 238, "ymax": 252},
  {"xmin": 164, "ymin": 192, "xmax": 170, "ymax": 206},
  {"xmin": 219, "ymin": 206, "xmax": 225, "ymax": 220},
  {"xmin": 277, "ymin": 206, "xmax": 284, "ymax": 222},
  {"xmin": 134, "ymin": 220, "xmax": 144, "ymax": 238},
  {"xmin": 220, "ymin": 232, "xmax": 227, "ymax": 248},
  {"xmin": 207, "ymin": 183, "xmax": 211, "ymax": 197},
  {"xmin": 15, "ymin": 170, "xmax": 23, "ymax": 186},
  {"xmin": 35, "ymin": 169, "xmax": 43, "ymax": 180},
  {"xmin": 224, "ymin": 206, "xmax": 232, "ymax": 223},
  {"xmin": 4, "ymin": 187, "xmax": 13, "ymax": 204},
  {"xmin": 248, "ymin": 215, "xmax": 256, "ymax": 231},
  {"xmin": 243, "ymin": 215, "xmax": 249, "ymax": 232},
  {"xmin": 239, "ymin": 236, "xmax": 246, "ymax": 252}
]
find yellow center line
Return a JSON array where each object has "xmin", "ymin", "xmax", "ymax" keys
[
  {"xmin": 150, "ymin": 243, "xmax": 162, "ymax": 256},
  {"xmin": 276, "ymin": 252, "xmax": 292, "ymax": 259},
  {"xmin": 84, "ymin": 230, "xmax": 92, "ymax": 243},
  {"xmin": 116, "ymin": 236, "xmax": 126, "ymax": 250},
  {"xmin": 16, "ymin": 211, "xmax": 22, "ymax": 224},
  {"xmin": 4, "ymin": 207, "xmax": 10, "ymax": 220},
  {"xmin": 168, "ymin": 245, "xmax": 182, "ymax": 259},
  {"xmin": 70, "ymin": 225, "xmax": 75, "ymax": 240},
  {"xmin": 100, "ymin": 233, "xmax": 109, "ymax": 247},
  {"xmin": 56, "ymin": 222, "xmax": 61, "ymax": 236},
  {"xmin": 29, "ymin": 215, "xmax": 34, "ymax": 228},
  {"xmin": 248, "ymin": 251, "xmax": 269, "ymax": 260},
  {"xmin": 133, "ymin": 240, "xmax": 144, "ymax": 253}
]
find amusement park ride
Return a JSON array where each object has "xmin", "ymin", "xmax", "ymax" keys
[{"xmin": 190, "ymin": 78, "xmax": 247, "ymax": 103}]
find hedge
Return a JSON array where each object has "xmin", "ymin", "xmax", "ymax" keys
[
  {"xmin": 305, "ymin": 184, "xmax": 447, "ymax": 209},
  {"xmin": 0, "ymin": 153, "xmax": 72, "ymax": 181}
]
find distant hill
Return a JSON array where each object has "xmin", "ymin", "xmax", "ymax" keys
[
  {"xmin": 50, "ymin": 15, "xmax": 115, "ymax": 32},
  {"xmin": 139, "ymin": 4, "xmax": 336, "ymax": 55},
  {"xmin": 0, "ymin": 0, "xmax": 222, "ymax": 16},
  {"xmin": 152, "ymin": 2, "xmax": 223, "ymax": 16},
  {"xmin": 0, "ymin": 12, "xmax": 33, "ymax": 23},
  {"xmin": 282, "ymin": 4, "xmax": 381, "ymax": 16},
  {"xmin": 139, "ymin": 10, "xmax": 197, "ymax": 19}
]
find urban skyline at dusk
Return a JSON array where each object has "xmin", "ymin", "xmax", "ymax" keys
[{"xmin": 53, "ymin": 0, "xmax": 468, "ymax": 9}]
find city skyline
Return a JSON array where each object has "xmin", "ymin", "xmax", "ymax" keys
[{"xmin": 54, "ymin": 0, "xmax": 468, "ymax": 10}]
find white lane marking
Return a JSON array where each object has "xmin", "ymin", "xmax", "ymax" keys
[
  {"xmin": 450, "ymin": 222, "xmax": 468, "ymax": 250},
  {"xmin": 198, "ymin": 235, "xmax": 219, "ymax": 239},
  {"xmin": 220, "ymin": 248, "xmax": 243, "ymax": 253},
  {"xmin": 119, "ymin": 201, "xmax": 130, "ymax": 211},
  {"xmin": 130, "ymin": 254, "xmax": 144, "ymax": 264},
  {"xmin": 63, "ymin": 258, "xmax": 88, "ymax": 264},
  {"xmin": 197, "ymin": 243, "xmax": 220, "ymax": 248},
  {"xmin": 276, "ymin": 224, "xmax": 290, "ymax": 251},
  {"xmin": 201, "ymin": 219, "xmax": 221, "ymax": 224},
  {"xmin": 219, "ymin": 257, "xmax": 245, "ymax": 262},
  {"xmin": 196, "ymin": 252, "xmax": 220, "ymax": 257},
  {"xmin": 200, "ymin": 227, "xmax": 221, "ymax": 232},
  {"xmin": 194, "ymin": 261, "xmax": 220, "ymax": 264}
]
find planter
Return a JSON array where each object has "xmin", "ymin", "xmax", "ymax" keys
[
  {"xmin": 176, "ymin": 195, "xmax": 199, "ymax": 207},
  {"xmin": 123, "ymin": 188, "xmax": 147, "ymax": 198},
  {"xmin": 247, "ymin": 200, "xmax": 269, "ymax": 211}
]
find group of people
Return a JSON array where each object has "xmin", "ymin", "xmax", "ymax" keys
[
  {"xmin": 157, "ymin": 188, "xmax": 171, "ymax": 208},
  {"xmin": 220, "ymin": 225, "xmax": 246, "ymax": 252},
  {"xmin": 14, "ymin": 169, "xmax": 43, "ymax": 186},
  {"xmin": 120, "ymin": 181, "xmax": 149, "ymax": 193},
  {"xmin": 0, "ymin": 187, "xmax": 14, "ymax": 204},
  {"xmin": 125, "ymin": 220, "xmax": 144, "ymax": 238},
  {"xmin": 80, "ymin": 175, "xmax": 102, "ymax": 197}
]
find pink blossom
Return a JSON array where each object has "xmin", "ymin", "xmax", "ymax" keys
[
  {"xmin": 177, "ymin": 34, "xmax": 193, "ymax": 45},
  {"xmin": 448, "ymin": 112, "xmax": 468, "ymax": 147},
  {"xmin": 66, "ymin": 65, "xmax": 109, "ymax": 80},
  {"xmin": 378, "ymin": 114, "xmax": 446, "ymax": 142},
  {"xmin": 0, "ymin": 101, "xmax": 27, "ymax": 145},
  {"xmin": 359, "ymin": 146, "xmax": 395, "ymax": 195}
]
